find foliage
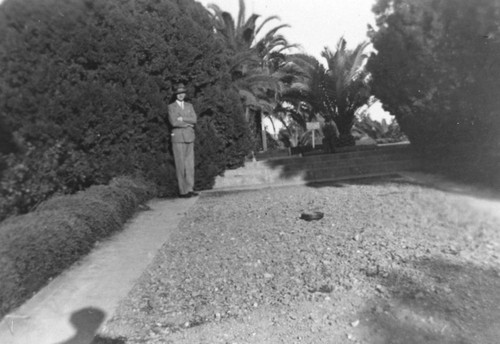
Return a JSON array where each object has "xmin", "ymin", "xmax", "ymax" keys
[
  {"xmin": 193, "ymin": 83, "xmax": 252, "ymax": 170},
  {"xmin": 368, "ymin": 0, "xmax": 500, "ymax": 147},
  {"xmin": 280, "ymin": 38, "xmax": 372, "ymax": 147},
  {"xmin": 277, "ymin": 121, "xmax": 324, "ymax": 148},
  {"xmin": 321, "ymin": 39, "xmax": 371, "ymax": 139},
  {"xmin": 0, "ymin": 140, "xmax": 94, "ymax": 220},
  {"xmin": 0, "ymin": 175, "xmax": 154, "ymax": 318},
  {"xmin": 279, "ymin": 54, "xmax": 328, "ymax": 124},
  {"xmin": 0, "ymin": 0, "xmax": 251, "ymax": 215},
  {"xmin": 207, "ymin": 0, "xmax": 297, "ymax": 150},
  {"xmin": 354, "ymin": 113, "xmax": 408, "ymax": 144},
  {"xmin": 257, "ymin": 132, "xmax": 281, "ymax": 151},
  {"xmin": 0, "ymin": 114, "xmax": 16, "ymax": 155}
]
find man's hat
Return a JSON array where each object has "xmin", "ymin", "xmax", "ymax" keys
[{"xmin": 174, "ymin": 83, "xmax": 187, "ymax": 94}]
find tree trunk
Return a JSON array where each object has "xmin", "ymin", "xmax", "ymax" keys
[
  {"xmin": 334, "ymin": 113, "xmax": 355, "ymax": 147},
  {"xmin": 261, "ymin": 112, "xmax": 267, "ymax": 151}
]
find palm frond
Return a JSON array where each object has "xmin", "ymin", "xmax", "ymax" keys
[
  {"xmin": 221, "ymin": 12, "xmax": 235, "ymax": 39},
  {"xmin": 262, "ymin": 24, "xmax": 291, "ymax": 42},
  {"xmin": 255, "ymin": 15, "xmax": 280, "ymax": 36},
  {"xmin": 236, "ymin": 0, "xmax": 246, "ymax": 30},
  {"xmin": 238, "ymin": 89, "xmax": 259, "ymax": 107},
  {"xmin": 242, "ymin": 14, "xmax": 260, "ymax": 34},
  {"xmin": 229, "ymin": 50, "xmax": 261, "ymax": 71}
]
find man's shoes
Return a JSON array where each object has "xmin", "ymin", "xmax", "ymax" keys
[{"xmin": 179, "ymin": 191, "xmax": 199, "ymax": 198}]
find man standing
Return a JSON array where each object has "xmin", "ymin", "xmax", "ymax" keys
[{"xmin": 168, "ymin": 83, "xmax": 198, "ymax": 198}]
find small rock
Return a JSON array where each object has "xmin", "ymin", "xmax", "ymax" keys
[
  {"xmin": 264, "ymin": 273, "xmax": 274, "ymax": 279},
  {"xmin": 365, "ymin": 265, "xmax": 379, "ymax": 277},
  {"xmin": 347, "ymin": 333, "xmax": 355, "ymax": 341},
  {"xmin": 375, "ymin": 284, "xmax": 386, "ymax": 293},
  {"xmin": 350, "ymin": 319, "xmax": 360, "ymax": 327},
  {"xmin": 441, "ymin": 286, "xmax": 452, "ymax": 294}
]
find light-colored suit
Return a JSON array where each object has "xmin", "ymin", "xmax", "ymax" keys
[{"xmin": 168, "ymin": 101, "xmax": 197, "ymax": 195}]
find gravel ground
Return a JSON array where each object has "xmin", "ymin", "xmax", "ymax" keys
[{"xmin": 100, "ymin": 174, "xmax": 500, "ymax": 344}]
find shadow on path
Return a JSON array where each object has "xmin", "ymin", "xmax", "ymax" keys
[
  {"xmin": 357, "ymin": 257, "xmax": 500, "ymax": 344},
  {"xmin": 55, "ymin": 307, "xmax": 126, "ymax": 344},
  {"xmin": 304, "ymin": 174, "xmax": 402, "ymax": 189},
  {"xmin": 306, "ymin": 172, "xmax": 500, "ymax": 204}
]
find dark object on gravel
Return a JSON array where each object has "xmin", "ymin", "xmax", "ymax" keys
[{"xmin": 300, "ymin": 211, "xmax": 324, "ymax": 221}]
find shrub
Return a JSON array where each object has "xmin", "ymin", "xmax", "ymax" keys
[
  {"xmin": 82, "ymin": 185, "xmax": 138, "ymax": 223},
  {"xmin": 0, "ymin": 114, "xmax": 17, "ymax": 155},
  {"xmin": 194, "ymin": 117, "xmax": 225, "ymax": 190},
  {"xmin": 0, "ymin": 0, "xmax": 252, "ymax": 218},
  {"xmin": 0, "ymin": 140, "xmax": 95, "ymax": 221},
  {"xmin": 109, "ymin": 175, "xmax": 156, "ymax": 204},
  {"xmin": 0, "ymin": 211, "xmax": 95, "ymax": 317},
  {"xmin": 354, "ymin": 114, "xmax": 408, "ymax": 144},
  {"xmin": 37, "ymin": 196, "xmax": 122, "ymax": 238},
  {"xmin": 193, "ymin": 84, "xmax": 252, "ymax": 170},
  {"xmin": 0, "ymin": 175, "xmax": 153, "ymax": 319}
]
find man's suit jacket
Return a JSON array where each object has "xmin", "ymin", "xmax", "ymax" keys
[{"xmin": 168, "ymin": 101, "xmax": 197, "ymax": 143}]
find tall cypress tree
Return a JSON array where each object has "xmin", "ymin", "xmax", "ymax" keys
[{"xmin": 0, "ymin": 0, "xmax": 251, "ymax": 218}]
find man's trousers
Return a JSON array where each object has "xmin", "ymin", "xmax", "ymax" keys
[{"xmin": 172, "ymin": 141, "xmax": 195, "ymax": 195}]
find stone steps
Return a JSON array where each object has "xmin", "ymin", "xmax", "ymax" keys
[{"xmin": 212, "ymin": 143, "xmax": 421, "ymax": 191}]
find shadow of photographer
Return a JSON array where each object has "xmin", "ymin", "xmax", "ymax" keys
[{"xmin": 55, "ymin": 307, "xmax": 125, "ymax": 344}]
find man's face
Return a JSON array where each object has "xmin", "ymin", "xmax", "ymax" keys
[{"xmin": 176, "ymin": 92, "xmax": 186, "ymax": 101}]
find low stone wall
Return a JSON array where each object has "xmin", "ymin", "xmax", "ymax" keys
[{"xmin": 214, "ymin": 143, "xmax": 419, "ymax": 191}]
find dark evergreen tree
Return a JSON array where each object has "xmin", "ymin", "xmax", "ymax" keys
[
  {"xmin": 368, "ymin": 0, "xmax": 500, "ymax": 147},
  {"xmin": 0, "ymin": 0, "xmax": 251, "ymax": 219}
]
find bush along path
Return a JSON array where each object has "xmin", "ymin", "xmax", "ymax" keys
[
  {"xmin": 0, "ymin": 195, "xmax": 199, "ymax": 344},
  {"xmin": 101, "ymin": 174, "xmax": 500, "ymax": 344},
  {"xmin": 0, "ymin": 176, "xmax": 156, "ymax": 320}
]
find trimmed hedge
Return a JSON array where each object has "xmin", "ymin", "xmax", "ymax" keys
[{"xmin": 0, "ymin": 176, "xmax": 155, "ymax": 319}]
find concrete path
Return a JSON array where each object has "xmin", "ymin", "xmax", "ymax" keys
[{"xmin": 0, "ymin": 197, "xmax": 198, "ymax": 344}]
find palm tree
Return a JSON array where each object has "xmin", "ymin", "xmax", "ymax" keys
[
  {"xmin": 207, "ymin": 0, "xmax": 298, "ymax": 150},
  {"xmin": 207, "ymin": 0, "xmax": 295, "ymax": 58},
  {"xmin": 321, "ymin": 38, "xmax": 371, "ymax": 146},
  {"xmin": 278, "ymin": 53, "xmax": 328, "ymax": 121},
  {"xmin": 278, "ymin": 39, "xmax": 371, "ymax": 147}
]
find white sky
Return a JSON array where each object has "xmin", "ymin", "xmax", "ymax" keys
[{"xmin": 196, "ymin": 0, "xmax": 377, "ymax": 61}]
